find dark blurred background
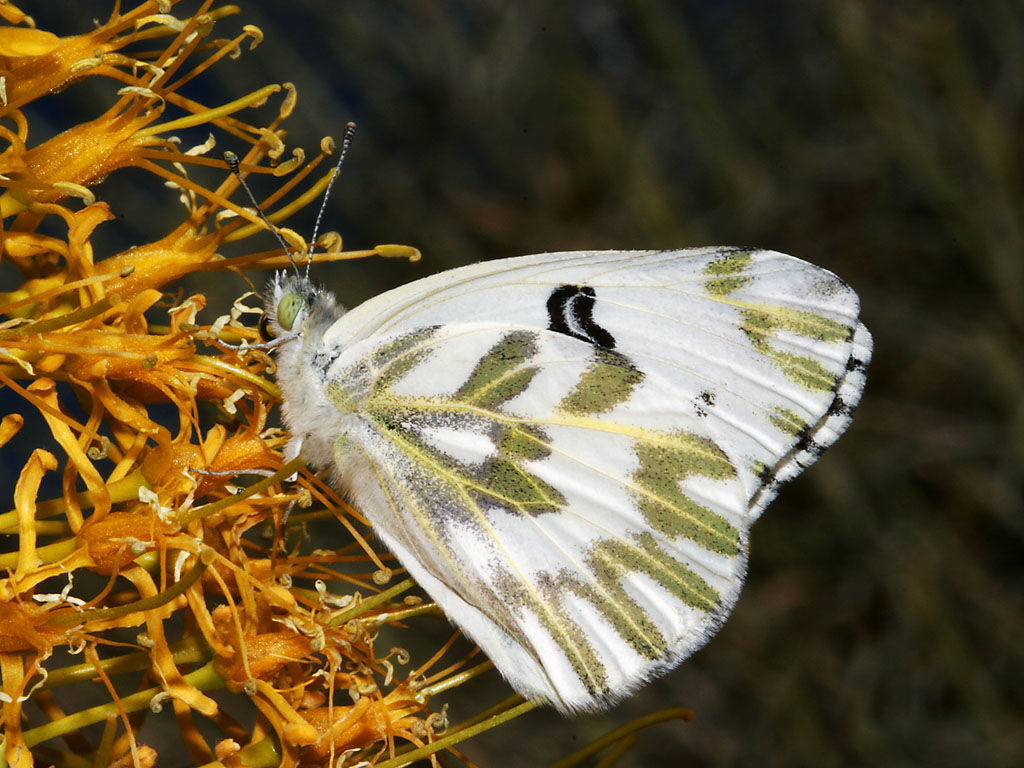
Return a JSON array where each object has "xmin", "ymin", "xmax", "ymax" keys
[{"xmin": 19, "ymin": 1, "xmax": 1024, "ymax": 766}]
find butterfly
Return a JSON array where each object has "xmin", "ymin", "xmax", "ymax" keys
[{"xmin": 264, "ymin": 247, "xmax": 871, "ymax": 713}]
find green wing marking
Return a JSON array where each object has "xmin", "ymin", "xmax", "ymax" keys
[
  {"xmin": 455, "ymin": 330, "xmax": 540, "ymax": 408},
  {"xmin": 632, "ymin": 433, "xmax": 740, "ymax": 555},
  {"xmin": 703, "ymin": 250, "xmax": 753, "ymax": 296},
  {"xmin": 739, "ymin": 304, "xmax": 849, "ymax": 391},
  {"xmin": 373, "ymin": 327, "xmax": 440, "ymax": 389},
  {"xmin": 559, "ymin": 349, "xmax": 644, "ymax": 416},
  {"xmin": 769, "ymin": 406, "xmax": 809, "ymax": 436}
]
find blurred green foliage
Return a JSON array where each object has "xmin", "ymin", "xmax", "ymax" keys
[{"xmin": 22, "ymin": 1, "xmax": 1024, "ymax": 765}]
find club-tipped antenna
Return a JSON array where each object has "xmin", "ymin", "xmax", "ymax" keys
[
  {"xmin": 224, "ymin": 150, "xmax": 302, "ymax": 277},
  {"xmin": 305, "ymin": 122, "xmax": 357, "ymax": 279}
]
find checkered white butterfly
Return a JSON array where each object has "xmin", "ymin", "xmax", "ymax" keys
[{"xmin": 264, "ymin": 245, "xmax": 871, "ymax": 713}]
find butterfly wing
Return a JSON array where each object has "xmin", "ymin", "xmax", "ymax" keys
[
  {"xmin": 324, "ymin": 322, "xmax": 753, "ymax": 711},
  {"xmin": 307, "ymin": 245, "xmax": 871, "ymax": 711},
  {"xmin": 324, "ymin": 249, "xmax": 872, "ymax": 522}
]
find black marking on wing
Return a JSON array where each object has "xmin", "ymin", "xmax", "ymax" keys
[
  {"xmin": 756, "ymin": 464, "xmax": 777, "ymax": 487},
  {"xmin": 546, "ymin": 284, "xmax": 616, "ymax": 349},
  {"xmin": 793, "ymin": 422, "xmax": 827, "ymax": 460},
  {"xmin": 793, "ymin": 421, "xmax": 827, "ymax": 458},
  {"xmin": 828, "ymin": 395, "xmax": 851, "ymax": 417},
  {"xmin": 694, "ymin": 390, "xmax": 716, "ymax": 418}
]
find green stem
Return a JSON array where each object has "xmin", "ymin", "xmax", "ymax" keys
[
  {"xmin": 42, "ymin": 633, "xmax": 211, "ymax": 690},
  {"xmin": 545, "ymin": 706, "xmax": 694, "ymax": 768},
  {"xmin": 0, "ymin": 294, "xmax": 121, "ymax": 341},
  {"xmin": 418, "ymin": 661, "xmax": 495, "ymax": 699},
  {"xmin": 177, "ymin": 456, "xmax": 305, "ymax": 524},
  {"xmin": 49, "ymin": 548, "xmax": 210, "ymax": 626},
  {"xmin": 0, "ymin": 467, "xmax": 151, "ymax": 539},
  {"xmin": 22, "ymin": 661, "xmax": 226, "ymax": 748},
  {"xmin": 0, "ymin": 537, "xmax": 77, "ymax": 570},
  {"xmin": 328, "ymin": 577, "xmax": 416, "ymax": 626},
  {"xmin": 374, "ymin": 698, "xmax": 540, "ymax": 768}
]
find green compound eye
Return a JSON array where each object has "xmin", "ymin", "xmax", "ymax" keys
[{"xmin": 277, "ymin": 292, "xmax": 304, "ymax": 331}]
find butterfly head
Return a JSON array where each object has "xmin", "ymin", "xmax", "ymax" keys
[{"xmin": 263, "ymin": 272, "xmax": 345, "ymax": 344}]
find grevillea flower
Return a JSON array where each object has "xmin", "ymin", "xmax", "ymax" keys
[{"xmin": 0, "ymin": 3, "xmax": 543, "ymax": 767}]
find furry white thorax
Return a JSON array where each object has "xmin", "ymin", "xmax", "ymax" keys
[{"xmin": 264, "ymin": 272, "xmax": 349, "ymax": 472}]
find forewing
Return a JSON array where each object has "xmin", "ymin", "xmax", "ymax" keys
[
  {"xmin": 326, "ymin": 323, "xmax": 752, "ymax": 711},
  {"xmin": 327, "ymin": 249, "xmax": 873, "ymax": 521}
]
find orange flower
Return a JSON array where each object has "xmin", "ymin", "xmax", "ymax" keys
[{"xmin": 0, "ymin": 3, "xmax": 497, "ymax": 767}]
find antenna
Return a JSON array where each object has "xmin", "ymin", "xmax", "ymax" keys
[
  {"xmin": 223, "ymin": 150, "xmax": 302, "ymax": 277},
  {"xmin": 224, "ymin": 122, "xmax": 357, "ymax": 279},
  {"xmin": 306, "ymin": 121, "xmax": 357, "ymax": 278}
]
